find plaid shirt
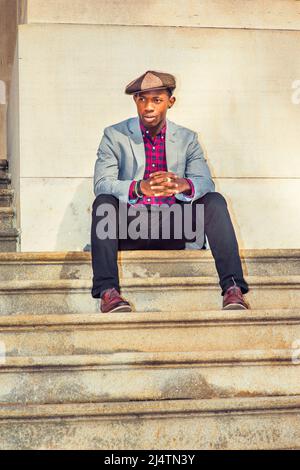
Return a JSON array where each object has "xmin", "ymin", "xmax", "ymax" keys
[{"xmin": 128, "ymin": 118, "xmax": 194, "ymax": 205}]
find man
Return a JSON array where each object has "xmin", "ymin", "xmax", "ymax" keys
[{"xmin": 91, "ymin": 70, "xmax": 249, "ymax": 313}]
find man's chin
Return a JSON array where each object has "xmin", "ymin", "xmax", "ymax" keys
[{"xmin": 142, "ymin": 118, "xmax": 157, "ymax": 127}]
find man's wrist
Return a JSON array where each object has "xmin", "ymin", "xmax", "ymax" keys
[
  {"xmin": 139, "ymin": 180, "xmax": 145, "ymax": 196},
  {"xmin": 135, "ymin": 180, "xmax": 144, "ymax": 198},
  {"xmin": 182, "ymin": 178, "xmax": 192, "ymax": 195}
]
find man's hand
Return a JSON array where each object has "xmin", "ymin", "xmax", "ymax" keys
[
  {"xmin": 140, "ymin": 171, "xmax": 178, "ymax": 197},
  {"xmin": 147, "ymin": 171, "xmax": 191, "ymax": 196}
]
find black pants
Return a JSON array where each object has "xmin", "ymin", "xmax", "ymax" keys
[{"xmin": 90, "ymin": 192, "xmax": 249, "ymax": 298}]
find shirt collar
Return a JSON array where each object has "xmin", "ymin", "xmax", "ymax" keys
[{"xmin": 139, "ymin": 117, "xmax": 167, "ymax": 138}]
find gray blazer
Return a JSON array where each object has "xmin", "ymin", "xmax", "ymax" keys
[{"xmin": 94, "ymin": 116, "xmax": 215, "ymax": 204}]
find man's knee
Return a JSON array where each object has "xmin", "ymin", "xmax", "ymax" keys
[
  {"xmin": 92, "ymin": 194, "xmax": 118, "ymax": 212},
  {"xmin": 201, "ymin": 191, "xmax": 227, "ymax": 207}
]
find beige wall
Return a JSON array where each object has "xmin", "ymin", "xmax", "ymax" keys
[
  {"xmin": 22, "ymin": 0, "xmax": 300, "ymax": 30},
  {"xmin": 15, "ymin": 22, "xmax": 300, "ymax": 251},
  {"xmin": 17, "ymin": 24, "xmax": 300, "ymax": 180}
]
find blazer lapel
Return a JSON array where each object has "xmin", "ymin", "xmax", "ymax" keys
[
  {"xmin": 165, "ymin": 118, "xmax": 179, "ymax": 173},
  {"xmin": 127, "ymin": 116, "xmax": 179, "ymax": 179},
  {"xmin": 127, "ymin": 117, "xmax": 146, "ymax": 180}
]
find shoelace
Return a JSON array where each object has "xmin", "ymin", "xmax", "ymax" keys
[
  {"xmin": 226, "ymin": 285, "xmax": 242, "ymax": 298},
  {"xmin": 227, "ymin": 285, "xmax": 241, "ymax": 292},
  {"xmin": 228, "ymin": 277, "xmax": 242, "ymax": 293}
]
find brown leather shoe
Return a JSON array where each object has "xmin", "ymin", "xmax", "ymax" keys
[
  {"xmin": 222, "ymin": 285, "xmax": 249, "ymax": 310},
  {"xmin": 100, "ymin": 287, "xmax": 132, "ymax": 313}
]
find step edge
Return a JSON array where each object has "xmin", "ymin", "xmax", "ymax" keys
[
  {"xmin": 0, "ymin": 349, "xmax": 298, "ymax": 369},
  {"xmin": 0, "ymin": 309, "xmax": 299, "ymax": 328},
  {"xmin": 0, "ymin": 275, "xmax": 300, "ymax": 291},
  {"xmin": 0, "ymin": 207, "xmax": 15, "ymax": 215},
  {"xmin": 1, "ymin": 249, "xmax": 300, "ymax": 263},
  {"xmin": 0, "ymin": 395, "xmax": 300, "ymax": 421}
]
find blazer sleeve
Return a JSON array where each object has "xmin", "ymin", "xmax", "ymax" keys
[
  {"xmin": 94, "ymin": 126, "xmax": 135, "ymax": 203},
  {"xmin": 175, "ymin": 131, "xmax": 215, "ymax": 203}
]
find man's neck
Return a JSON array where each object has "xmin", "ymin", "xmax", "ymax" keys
[{"xmin": 140, "ymin": 117, "xmax": 166, "ymax": 138}]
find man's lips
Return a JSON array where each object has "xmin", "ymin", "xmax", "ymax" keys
[{"xmin": 143, "ymin": 116, "xmax": 157, "ymax": 122}]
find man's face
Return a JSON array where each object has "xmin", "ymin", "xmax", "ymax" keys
[{"xmin": 133, "ymin": 89, "xmax": 175, "ymax": 128}]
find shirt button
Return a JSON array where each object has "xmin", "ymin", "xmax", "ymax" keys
[
  {"xmin": 152, "ymin": 146, "xmax": 155, "ymax": 150},
  {"xmin": 147, "ymin": 198, "xmax": 151, "ymax": 202},
  {"xmin": 146, "ymin": 130, "xmax": 149, "ymax": 134},
  {"xmin": 152, "ymin": 163, "xmax": 155, "ymax": 167}
]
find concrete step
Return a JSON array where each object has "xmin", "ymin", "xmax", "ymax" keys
[
  {"xmin": 0, "ymin": 275, "xmax": 298, "ymax": 314},
  {"xmin": 0, "ymin": 395, "xmax": 299, "ymax": 449},
  {"xmin": 0, "ymin": 171, "xmax": 11, "ymax": 188},
  {"xmin": 0, "ymin": 207, "xmax": 14, "ymax": 229},
  {"xmin": 0, "ymin": 189, "xmax": 14, "ymax": 207},
  {"xmin": 0, "ymin": 249, "xmax": 299, "ymax": 281},
  {"xmin": 0, "ymin": 309, "xmax": 299, "ymax": 355},
  {"xmin": 0, "ymin": 350, "xmax": 299, "ymax": 405},
  {"xmin": 0, "ymin": 228, "xmax": 19, "ymax": 252}
]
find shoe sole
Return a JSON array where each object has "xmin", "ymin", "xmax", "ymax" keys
[
  {"xmin": 102, "ymin": 305, "xmax": 132, "ymax": 313},
  {"xmin": 222, "ymin": 303, "xmax": 248, "ymax": 310}
]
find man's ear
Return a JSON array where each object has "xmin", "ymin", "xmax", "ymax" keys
[{"xmin": 168, "ymin": 96, "xmax": 176, "ymax": 108}]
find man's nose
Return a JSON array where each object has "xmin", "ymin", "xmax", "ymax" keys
[{"xmin": 145, "ymin": 101, "xmax": 155, "ymax": 111}]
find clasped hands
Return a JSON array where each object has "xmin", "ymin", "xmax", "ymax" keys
[{"xmin": 140, "ymin": 171, "xmax": 190, "ymax": 197}]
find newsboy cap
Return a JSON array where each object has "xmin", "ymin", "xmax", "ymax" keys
[{"xmin": 125, "ymin": 70, "xmax": 176, "ymax": 95}]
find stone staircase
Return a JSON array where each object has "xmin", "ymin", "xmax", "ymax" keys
[
  {"xmin": 0, "ymin": 103, "xmax": 19, "ymax": 252},
  {"xmin": 0, "ymin": 249, "xmax": 300, "ymax": 449}
]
